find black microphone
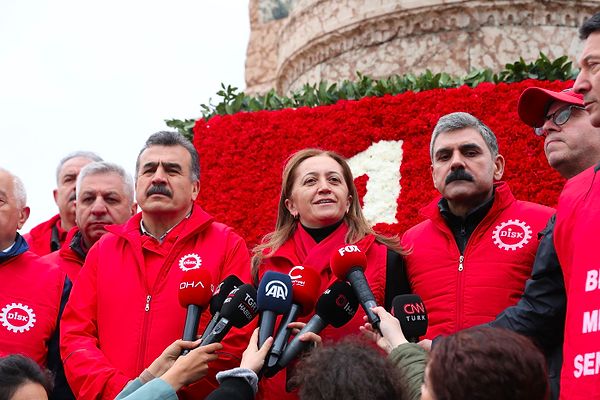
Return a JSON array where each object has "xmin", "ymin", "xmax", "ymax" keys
[
  {"xmin": 257, "ymin": 271, "xmax": 293, "ymax": 347},
  {"xmin": 264, "ymin": 266, "xmax": 320, "ymax": 374},
  {"xmin": 200, "ymin": 275, "xmax": 244, "ymax": 342},
  {"xmin": 274, "ymin": 280, "xmax": 358, "ymax": 372},
  {"xmin": 391, "ymin": 294, "xmax": 428, "ymax": 343},
  {"xmin": 202, "ymin": 284, "xmax": 258, "ymax": 345},
  {"xmin": 330, "ymin": 245, "xmax": 380, "ymax": 331},
  {"xmin": 177, "ymin": 268, "xmax": 213, "ymax": 355}
]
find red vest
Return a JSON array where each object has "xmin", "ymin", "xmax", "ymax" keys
[
  {"xmin": 402, "ymin": 182, "xmax": 553, "ymax": 339},
  {"xmin": 60, "ymin": 205, "xmax": 252, "ymax": 400},
  {"xmin": 256, "ymin": 222, "xmax": 387, "ymax": 400},
  {"xmin": 554, "ymin": 165, "xmax": 600, "ymax": 399},
  {"xmin": 0, "ymin": 251, "xmax": 65, "ymax": 366}
]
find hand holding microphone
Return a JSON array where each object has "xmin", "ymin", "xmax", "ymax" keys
[
  {"xmin": 178, "ymin": 268, "xmax": 213, "ymax": 354},
  {"xmin": 330, "ymin": 245, "xmax": 380, "ymax": 331}
]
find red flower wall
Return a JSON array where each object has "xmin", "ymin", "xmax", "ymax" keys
[{"xmin": 193, "ymin": 80, "xmax": 570, "ymax": 247}]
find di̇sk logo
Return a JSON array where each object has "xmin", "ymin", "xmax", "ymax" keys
[
  {"xmin": 1, "ymin": 303, "xmax": 36, "ymax": 333},
  {"xmin": 265, "ymin": 280, "xmax": 289, "ymax": 300},
  {"xmin": 492, "ymin": 219, "xmax": 532, "ymax": 251},
  {"xmin": 179, "ymin": 253, "xmax": 202, "ymax": 272}
]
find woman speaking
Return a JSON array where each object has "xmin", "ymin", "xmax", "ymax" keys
[{"xmin": 252, "ymin": 148, "xmax": 410, "ymax": 399}]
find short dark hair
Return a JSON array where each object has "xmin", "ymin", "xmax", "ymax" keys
[
  {"xmin": 580, "ymin": 12, "xmax": 600, "ymax": 39},
  {"xmin": 0, "ymin": 354, "xmax": 53, "ymax": 399},
  {"xmin": 428, "ymin": 327, "xmax": 548, "ymax": 400},
  {"xmin": 135, "ymin": 131, "xmax": 200, "ymax": 182},
  {"xmin": 293, "ymin": 338, "xmax": 408, "ymax": 400}
]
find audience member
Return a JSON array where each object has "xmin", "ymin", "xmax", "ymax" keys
[
  {"xmin": 24, "ymin": 151, "xmax": 102, "ymax": 255},
  {"xmin": 0, "ymin": 354, "xmax": 53, "ymax": 400}
]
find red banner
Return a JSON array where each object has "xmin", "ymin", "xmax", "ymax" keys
[{"xmin": 193, "ymin": 80, "xmax": 569, "ymax": 246}]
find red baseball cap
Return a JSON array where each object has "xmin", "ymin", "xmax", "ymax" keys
[{"xmin": 518, "ymin": 87, "xmax": 584, "ymax": 128}]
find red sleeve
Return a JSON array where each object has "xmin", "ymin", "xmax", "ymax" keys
[{"xmin": 60, "ymin": 244, "xmax": 130, "ymax": 400}]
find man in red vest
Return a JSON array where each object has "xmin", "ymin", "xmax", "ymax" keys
[
  {"xmin": 24, "ymin": 151, "xmax": 102, "ymax": 256},
  {"xmin": 60, "ymin": 131, "xmax": 252, "ymax": 400},
  {"xmin": 401, "ymin": 112, "xmax": 553, "ymax": 343},
  {"xmin": 0, "ymin": 167, "xmax": 67, "ymax": 397},
  {"xmin": 554, "ymin": 12, "xmax": 600, "ymax": 399}
]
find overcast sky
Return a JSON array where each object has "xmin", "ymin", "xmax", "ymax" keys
[{"xmin": 0, "ymin": 1, "xmax": 250, "ymax": 231}]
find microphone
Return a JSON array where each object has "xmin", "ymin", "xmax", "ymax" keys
[
  {"xmin": 202, "ymin": 284, "xmax": 258, "ymax": 345},
  {"xmin": 330, "ymin": 245, "xmax": 380, "ymax": 331},
  {"xmin": 257, "ymin": 271, "xmax": 293, "ymax": 347},
  {"xmin": 391, "ymin": 294, "xmax": 428, "ymax": 343},
  {"xmin": 265, "ymin": 266, "xmax": 320, "ymax": 372},
  {"xmin": 274, "ymin": 280, "xmax": 358, "ymax": 372},
  {"xmin": 200, "ymin": 275, "xmax": 244, "ymax": 342},
  {"xmin": 178, "ymin": 268, "xmax": 213, "ymax": 354}
]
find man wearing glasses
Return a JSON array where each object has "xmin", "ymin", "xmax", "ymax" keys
[{"xmin": 487, "ymin": 86, "xmax": 600, "ymax": 400}]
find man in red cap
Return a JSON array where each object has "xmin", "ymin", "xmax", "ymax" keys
[
  {"xmin": 552, "ymin": 12, "xmax": 600, "ymax": 399},
  {"xmin": 486, "ymin": 85, "xmax": 600, "ymax": 400}
]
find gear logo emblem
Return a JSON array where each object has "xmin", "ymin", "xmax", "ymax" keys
[
  {"xmin": 492, "ymin": 219, "xmax": 532, "ymax": 251},
  {"xmin": 0, "ymin": 303, "xmax": 36, "ymax": 333},
  {"xmin": 179, "ymin": 253, "xmax": 202, "ymax": 272}
]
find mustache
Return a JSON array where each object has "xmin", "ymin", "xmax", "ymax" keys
[
  {"xmin": 445, "ymin": 169, "xmax": 474, "ymax": 184},
  {"xmin": 146, "ymin": 184, "xmax": 173, "ymax": 198}
]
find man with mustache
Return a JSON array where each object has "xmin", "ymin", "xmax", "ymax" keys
[
  {"xmin": 401, "ymin": 112, "xmax": 553, "ymax": 345},
  {"xmin": 60, "ymin": 131, "xmax": 252, "ymax": 400},
  {"xmin": 24, "ymin": 151, "xmax": 102, "ymax": 256},
  {"xmin": 552, "ymin": 12, "xmax": 600, "ymax": 399}
]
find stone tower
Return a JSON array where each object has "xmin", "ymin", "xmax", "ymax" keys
[{"xmin": 245, "ymin": 0, "xmax": 600, "ymax": 94}]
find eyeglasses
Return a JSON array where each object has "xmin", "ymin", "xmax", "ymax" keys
[{"xmin": 534, "ymin": 104, "xmax": 586, "ymax": 136}]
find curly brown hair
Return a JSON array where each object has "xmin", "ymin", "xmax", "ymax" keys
[
  {"xmin": 292, "ymin": 337, "xmax": 407, "ymax": 400},
  {"xmin": 427, "ymin": 327, "xmax": 549, "ymax": 400}
]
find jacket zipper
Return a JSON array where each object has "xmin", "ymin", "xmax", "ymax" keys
[
  {"xmin": 145, "ymin": 295, "xmax": 151, "ymax": 312},
  {"xmin": 456, "ymin": 254, "xmax": 465, "ymax": 330}
]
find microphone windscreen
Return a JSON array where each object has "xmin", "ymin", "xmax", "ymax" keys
[
  {"xmin": 315, "ymin": 280, "xmax": 358, "ymax": 328},
  {"xmin": 220, "ymin": 284, "xmax": 258, "ymax": 328},
  {"xmin": 289, "ymin": 266, "xmax": 321, "ymax": 317},
  {"xmin": 178, "ymin": 268, "xmax": 213, "ymax": 308},
  {"xmin": 257, "ymin": 271, "xmax": 293, "ymax": 314},
  {"xmin": 330, "ymin": 245, "xmax": 368, "ymax": 279},
  {"xmin": 210, "ymin": 275, "xmax": 244, "ymax": 315},
  {"xmin": 392, "ymin": 294, "xmax": 428, "ymax": 339}
]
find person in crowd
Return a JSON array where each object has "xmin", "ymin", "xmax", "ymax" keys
[
  {"xmin": 0, "ymin": 168, "xmax": 67, "ymax": 399},
  {"xmin": 362, "ymin": 307, "xmax": 549, "ymax": 400},
  {"xmin": 553, "ymin": 12, "xmax": 600, "ymax": 398},
  {"xmin": 251, "ymin": 148, "xmax": 411, "ymax": 399},
  {"xmin": 0, "ymin": 354, "xmax": 53, "ymax": 400},
  {"xmin": 484, "ymin": 86, "xmax": 600, "ymax": 399},
  {"xmin": 60, "ymin": 131, "xmax": 252, "ymax": 400},
  {"xmin": 44, "ymin": 161, "xmax": 137, "ymax": 283},
  {"xmin": 24, "ymin": 151, "xmax": 102, "ymax": 255},
  {"xmin": 401, "ymin": 112, "xmax": 553, "ymax": 342},
  {"xmin": 292, "ymin": 338, "xmax": 408, "ymax": 400}
]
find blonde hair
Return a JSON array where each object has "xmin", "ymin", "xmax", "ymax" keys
[{"xmin": 251, "ymin": 148, "xmax": 403, "ymax": 281}]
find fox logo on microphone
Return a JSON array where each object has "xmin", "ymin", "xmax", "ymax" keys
[
  {"xmin": 265, "ymin": 280, "xmax": 289, "ymax": 300},
  {"xmin": 337, "ymin": 245, "xmax": 361, "ymax": 256}
]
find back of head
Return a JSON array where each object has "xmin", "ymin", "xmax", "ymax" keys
[
  {"xmin": 430, "ymin": 112, "xmax": 499, "ymax": 160},
  {"xmin": 428, "ymin": 327, "xmax": 548, "ymax": 400},
  {"xmin": 0, "ymin": 354, "xmax": 52, "ymax": 400},
  {"xmin": 580, "ymin": 12, "xmax": 600, "ymax": 39},
  {"xmin": 294, "ymin": 338, "xmax": 407, "ymax": 400}
]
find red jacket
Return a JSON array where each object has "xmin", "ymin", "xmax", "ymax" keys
[
  {"xmin": 256, "ymin": 223, "xmax": 388, "ymax": 400},
  {"xmin": 43, "ymin": 227, "xmax": 86, "ymax": 283},
  {"xmin": 23, "ymin": 214, "xmax": 66, "ymax": 256},
  {"xmin": 0, "ymin": 250, "xmax": 65, "ymax": 366},
  {"xmin": 554, "ymin": 165, "xmax": 600, "ymax": 399},
  {"xmin": 60, "ymin": 205, "xmax": 252, "ymax": 400},
  {"xmin": 402, "ymin": 182, "xmax": 553, "ymax": 339}
]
